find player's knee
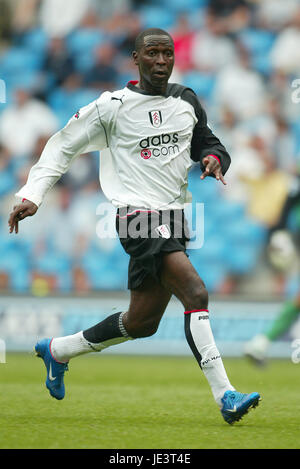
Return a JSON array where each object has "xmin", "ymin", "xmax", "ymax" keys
[
  {"xmin": 125, "ymin": 317, "xmax": 159, "ymax": 338},
  {"xmin": 185, "ymin": 281, "xmax": 208, "ymax": 311}
]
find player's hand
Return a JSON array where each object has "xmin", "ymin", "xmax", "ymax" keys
[
  {"xmin": 200, "ymin": 155, "xmax": 227, "ymax": 185},
  {"xmin": 8, "ymin": 199, "xmax": 38, "ymax": 234}
]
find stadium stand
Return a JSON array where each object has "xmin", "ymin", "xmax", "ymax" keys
[{"xmin": 0, "ymin": 0, "xmax": 299, "ymax": 295}]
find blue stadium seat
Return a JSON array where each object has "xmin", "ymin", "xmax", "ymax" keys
[
  {"xmin": 216, "ymin": 215, "xmax": 267, "ymax": 275},
  {"xmin": 0, "ymin": 47, "xmax": 43, "ymax": 77},
  {"xmin": 238, "ymin": 28, "xmax": 275, "ymax": 57},
  {"xmin": 66, "ymin": 29, "xmax": 105, "ymax": 72},
  {"xmin": 238, "ymin": 29, "xmax": 275, "ymax": 76},
  {"xmin": 32, "ymin": 250, "xmax": 72, "ymax": 291},
  {"xmin": 188, "ymin": 169, "xmax": 219, "ymax": 202},
  {"xmin": 71, "ymin": 88, "xmax": 100, "ymax": 110},
  {"xmin": 204, "ymin": 201, "xmax": 246, "ymax": 232},
  {"xmin": 10, "ymin": 265, "xmax": 31, "ymax": 292},
  {"xmin": 157, "ymin": 0, "xmax": 208, "ymax": 13},
  {"xmin": 48, "ymin": 87, "xmax": 99, "ymax": 127},
  {"xmin": 0, "ymin": 238, "xmax": 30, "ymax": 292},
  {"xmin": 81, "ymin": 247, "xmax": 126, "ymax": 290},
  {"xmin": 223, "ymin": 244, "xmax": 259, "ymax": 274},
  {"xmin": 182, "ymin": 71, "xmax": 216, "ymax": 99},
  {"xmin": 251, "ymin": 53, "xmax": 273, "ymax": 76},
  {"xmin": 223, "ymin": 218, "xmax": 266, "ymax": 245},
  {"xmin": 116, "ymin": 72, "xmax": 137, "ymax": 89},
  {"xmin": 291, "ymin": 121, "xmax": 300, "ymax": 155},
  {"xmin": 187, "ymin": 197, "xmax": 266, "ymax": 277},
  {"xmin": 138, "ymin": 6, "xmax": 177, "ymax": 29},
  {"xmin": 33, "ymin": 251, "xmax": 71, "ymax": 274},
  {"xmin": 204, "ymin": 267, "xmax": 226, "ymax": 292},
  {"xmin": 190, "ymin": 252, "xmax": 226, "ymax": 292},
  {"xmin": 67, "ymin": 29, "xmax": 105, "ymax": 55},
  {"xmin": 21, "ymin": 28, "xmax": 49, "ymax": 54},
  {"xmin": 0, "ymin": 47, "xmax": 42, "ymax": 97},
  {"xmin": 0, "ymin": 165, "xmax": 16, "ymax": 196}
]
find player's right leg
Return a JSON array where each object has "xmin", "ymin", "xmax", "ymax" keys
[
  {"xmin": 35, "ymin": 275, "xmax": 171, "ymax": 400},
  {"xmin": 160, "ymin": 251, "xmax": 261, "ymax": 424}
]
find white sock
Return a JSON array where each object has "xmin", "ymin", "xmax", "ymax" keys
[
  {"xmin": 184, "ymin": 310, "xmax": 235, "ymax": 406},
  {"xmin": 50, "ymin": 331, "xmax": 131, "ymax": 363}
]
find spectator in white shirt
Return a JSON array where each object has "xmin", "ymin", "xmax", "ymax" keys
[{"xmin": 0, "ymin": 88, "xmax": 58, "ymax": 157}]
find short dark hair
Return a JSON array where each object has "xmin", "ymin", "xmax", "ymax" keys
[{"xmin": 134, "ymin": 28, "xmax": 174, "ymax": 52}]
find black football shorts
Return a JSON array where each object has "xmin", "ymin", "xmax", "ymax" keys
[{"xmin": 116, "ymin": 206, "xmax": 189, "ymax": 290}]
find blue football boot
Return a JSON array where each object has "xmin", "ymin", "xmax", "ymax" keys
[
  {"xmin": 35, "ymin": 338, "xmax": 68, "ymax": 400},
  {"xmin": 220, "ymin": 390, "xmax": 261, "ymax": 424}
]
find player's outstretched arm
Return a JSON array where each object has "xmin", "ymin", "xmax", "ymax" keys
[
  {"xmin": 8, "ymin": 199, "xmax": 38, "ymax": 234},
  {"xmin": 8, "ymin": 98, "xmax": 108, "ymax": 234}
]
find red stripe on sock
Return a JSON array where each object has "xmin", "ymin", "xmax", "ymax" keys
[{"xmin": 184, "ymin": 309, "xmax": 209, "ymax": 314}]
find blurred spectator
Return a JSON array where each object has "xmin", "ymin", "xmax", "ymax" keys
[
  {"xmin": 229, "ymin": 135, "xmax": 290, "ymax": 226},
  {"xmin": 84, "ymin": 43, "xmax": 118, "ymax": 91},
  {"xmin": 256, "ymin": 0, "xmax": 300, "ymax": 31},
  {"xmin": 16, "ymin": 135, "xmax": 50, "ymax": 189},
  {"xmin": 267, "ymin": 97, "xmax": 297, "ymax": 173},
  {"xmin": 171, "ymin": 14, "xmax": 196, "ymax": 72},
  {"xmin": 41, "ymin": 37, "xmax": 75, "ymax": 93},
  {"xmin": 0, "ymin": 88, "xmax": 58, "ymax": 157},
  {"xmin": 91, "ymin": 0, "xmax": 132, "ymax": 20},
  {"xmin": 270, "ymin": 7, "xmax": 300, "ymax": 74},
  {"xmin": 0, "ymin": 0, "xmax": 13, "ymax": 42},
  {"xmin": 117, "ymin": 13, "xmax": 142, "ymax": 56},
  {"xmin": 59, "ymin": 152, "xmax": 99, "ymax": 193},
  {"xmin": 0, "ymin": 144, "xmax": 16, "ymax": 197},
  {"xmin": 190, "ymin": 11, "xmax": 237, "ymax": 72},
  {"xmin": 213, "ymin": 44, "xmax": 266, "ymax": 119},
  {"xmin": 208, "ymin": 0, "xmax": 250, "ymax": 16},
  {"xmin": 208, "ymin": 0, "xmax": 252, "ymax": 34},
  {"xmin": 47, "ymin": 73, "xmax": 98, "ymax": 128},
  {"xmin": 9, "ymin": 0, "xmax": 39, "ymax": 39},
  {"xmin": 268, "ymin": 70, "xmax": 300, "ymax": 125},
  {"xmin": 274, "ymin": 116, "xmax": 296, "ymax": 172},
  {"xmin": 212, "ymin": 106, "xmax": 240, "ymax": 155},
  {"xmin": 1, "ymin": 0, "xmax": 300, "ymax": 296},
  {"xmin": 38, "ymin": 0, "xmax": 92, "ymax": 38}
]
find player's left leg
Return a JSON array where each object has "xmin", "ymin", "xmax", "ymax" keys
[
  {"xmin": 47, "ymin": 275, "xmax": 171, "ymax": 362},
  {"xmin": 35, "ymin": 275, "xmax": 171, "ymax": 400},
  {"xmin": 160, "ymin": 251, "xmax": 261, "ymax": 423}
]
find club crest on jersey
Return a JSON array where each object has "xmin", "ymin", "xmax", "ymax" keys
[
  {"xmin": 149, "ymin": 110, "xmax": 162, "ymax": 128},
  {"xmin": 155, "ymin": 224, "xmax": 171, "ymax": 239},
  {"xmin": 74, "ymin": 110, "xmax": 80, "ymax": 119}
]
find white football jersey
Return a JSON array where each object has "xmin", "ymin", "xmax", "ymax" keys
[{"xmin": 16, "ymin": 81, "xmax": 230, "ymax": 210}]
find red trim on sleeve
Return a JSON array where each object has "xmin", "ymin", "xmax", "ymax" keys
[
  {"xmin": 207, "ymin": 154, "xmax": 221, "ymax": 165},
  {"xmin": 128, "ymin": 80, "xmax": 139, "ymax": 85},
  {"xmin": 184, "ymin": 309, "xmax": 209, "ymax": 314}
]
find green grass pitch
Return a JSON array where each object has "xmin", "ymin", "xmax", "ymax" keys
[{"xmin": 1, "ymin": 353, "xmax": 300, "ymax": 449}]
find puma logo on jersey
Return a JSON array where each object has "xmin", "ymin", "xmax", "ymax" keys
[{"xmin": 111, "ymin": 95, "xmax": 125, "ymax": 104}]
